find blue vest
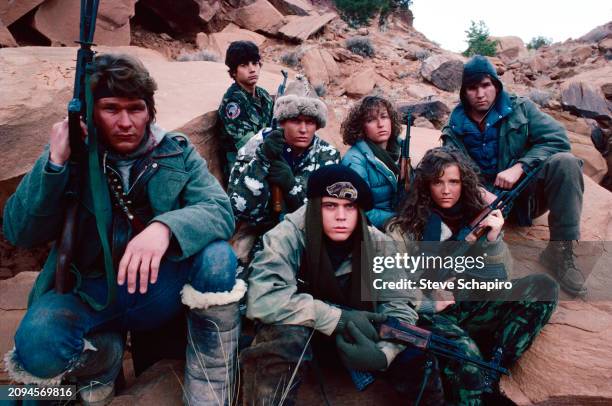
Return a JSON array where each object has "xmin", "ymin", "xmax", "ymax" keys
[{"xmin": 449, "ymin": 92, "xmax": 514, "ymax": 176}]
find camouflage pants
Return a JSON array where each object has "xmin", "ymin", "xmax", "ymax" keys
[{"xmin": 419, "ymin": 274, "xmax": 559, "ymax": 406}]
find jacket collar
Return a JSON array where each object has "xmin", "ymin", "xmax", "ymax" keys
[{"xmin": 449, "ymin": 91, "xmax": 515, "ymax": 135}]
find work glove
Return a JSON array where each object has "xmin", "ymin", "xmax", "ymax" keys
[
  {"xmin": 334, "ymin": 310, "xmax": 387, "ymax": 342},
  {"xmin": 267, "ymin": 160, "xmax": 295, "ymax": 192},
  {"xmin": 259, "ymin": 129, "xmax": 285, "ymax": 161},
  {"xmin": 336, "ymin": 321, "xmax": 388, "ymax": 371}
]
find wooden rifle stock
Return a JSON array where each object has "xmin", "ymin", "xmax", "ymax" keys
[
  {"xmin": 398, "ymin": 112, "xmax": 412, "ymax": 193},
  {"xmin": 271, "ymin": 70, "xmax": 289, "ymax": 214}
]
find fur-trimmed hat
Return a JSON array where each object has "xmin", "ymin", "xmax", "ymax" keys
[{"xmin": 274, "ymin": 75, "xmax": 327, "ymax": 129}]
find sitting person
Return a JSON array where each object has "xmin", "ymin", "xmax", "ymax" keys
[
  {"xmin": 240, "ymin": 165, "xmax": 445, "ymax": 405},
  {"xmin": 227, "ymin": 77, "xmax": 339, "ymax": 262},
  {"xmin": 341, "ymin": 95, "xmax": 404, "ymax": 230},
  {"xmin": 3, "ymin": 53, "xmax": 242, "ymax": 405},
  {"xmin": 442, "ymin": 55, "xmax": 585, "ymax": 296},
  {"xmin": 388, "ymin": 147, "xmax": 559, "ymax": 405}
]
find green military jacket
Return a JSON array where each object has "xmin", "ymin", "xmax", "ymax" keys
[
  {"xmin": 227, "ymin": 131, "xmax": 340, "ymax": 226},
  {"xmin": 3, "ymin": 129, "xmax": 235, "ymax": 308},
  {"xmin": 218, "ymin": 82, "xmax": 274, "ymax": 171},
  {"xmin": 441, "ymin": 94, "xmax": 571, "ymax": 172},
  {"xmin": 247, "ymin": 205, "xmax": 418, "ymax": 363}
]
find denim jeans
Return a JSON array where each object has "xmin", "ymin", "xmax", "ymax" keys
[{"xmin": 12, "ymin": 240, "xmax": 237, "ymax": 381}]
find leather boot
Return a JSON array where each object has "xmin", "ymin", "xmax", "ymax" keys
[{"xmin": 540, "ymin": 241, "xmax": 587, "ymax": 297}]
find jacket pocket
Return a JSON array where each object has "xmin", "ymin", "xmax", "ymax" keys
[{"xmin": 149, "ymin": 168, "xmax": 189, "ymax": 213}]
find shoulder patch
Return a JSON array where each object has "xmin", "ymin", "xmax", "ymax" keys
[{"xmin": 225, "ymin": 102, "xmax": 241, "ymax": 120}]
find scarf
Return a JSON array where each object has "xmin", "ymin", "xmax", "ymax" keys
[
  {"xmin": 422, "ymin": 202, "xmax": 467, "ymax": 241},
  {"xmin": 365, "ymin": 138, "xmax": 400, "ymax": 175},
  {"xmin": 298, "ymin": 198, "xmax": 376, "ymax": 310}
]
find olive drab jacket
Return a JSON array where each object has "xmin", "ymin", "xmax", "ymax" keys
[
  {"xmin": 3, "ymin": 126, "xmax": 234, "ymax": 308},
  {"xmin": 441, "ymin": 93, "xmax": 571, "ymax": 174}
]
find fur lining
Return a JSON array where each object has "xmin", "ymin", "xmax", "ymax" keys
[
  {"xmin": 4, "ymin": 348, "xmax": 65, "ymax": 386},
  {"xmin": 274, "ymin": 94, "xmax": 328, "ymax": 129},
  {"xmin": 181, "ymin": 279, "xmax": 247, "ymax": 310}
]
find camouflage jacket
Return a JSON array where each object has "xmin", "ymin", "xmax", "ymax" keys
[
  {"xmin": 218, "ymin": 83, "xmax": 274, "ymax": 168},
  {"xmin": 228, "ymin": 130, "xmax": 340, "ymax": 226}
]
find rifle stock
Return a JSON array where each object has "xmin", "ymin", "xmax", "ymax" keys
[
  {"xmin": 271, "ymin": 70, "xmax": 289, "ymax": 214},
  {"xmin": 398, "ymin": 112, "xmax": 412, "ymax": 193}
]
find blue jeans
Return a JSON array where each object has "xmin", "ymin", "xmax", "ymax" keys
[{"xmin": 13, "ymin": 240, "xmax": 237, "ymax": 381}]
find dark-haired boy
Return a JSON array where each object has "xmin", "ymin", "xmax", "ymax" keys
[{"xmin": 218, "ymin": 40, "xmax": 274, "ymax": 178}]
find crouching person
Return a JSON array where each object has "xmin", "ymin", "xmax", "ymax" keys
[
  {"xmin": 388, "ymin": 147, "xmax": 558, "ymax": 405},
  {"xmin": 241, "ymin": 165, "xmax": 440, "ymax": 404},
  {"xmin": 3, "ymin": 53, "xmax": 244, "ymax": 405}
]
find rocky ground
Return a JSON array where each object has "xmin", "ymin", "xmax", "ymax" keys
[{"xmin": 1, "ymin": 0, "xmax": 612, "ymax": 404}]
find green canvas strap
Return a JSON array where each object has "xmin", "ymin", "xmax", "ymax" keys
[{"xmin": 77, "ymin": 64, "xmax": 116, "ymax": 311}]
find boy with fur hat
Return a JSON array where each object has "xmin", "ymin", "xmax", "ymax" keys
[
  {"xmin": 218, "ymin": 40, "xmax": 274, "ymax": 178},
  {"xmin": 442, "ymin": 55, "xmax": 586, "ymax": 297},
  {"xmin": 241, "ymin": 164, "xmax": 437, "ymax": 404},
  {"xmin": 227, "ymin": 77, "xmax": 339, "ymax": 260}
]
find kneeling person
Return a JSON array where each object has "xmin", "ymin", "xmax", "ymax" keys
[
  {"xmin": 4, "ymin": 53, "xmax": 243, "ymax": 405},
  {"xmin": 242, "ymin": 165, "xmax": 430, "ymax": 404}
]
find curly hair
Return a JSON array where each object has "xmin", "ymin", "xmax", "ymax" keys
[
  {"xmin": 89, "ymin": 53, "xmax": 158, "ymax": 124},
  {"xmin": 388, "ymin": 147, "xmax": 486, "ymax": 239},
  {"xmin": 341, "ymin": 96, "xmax": 403, "ymax": 146}
]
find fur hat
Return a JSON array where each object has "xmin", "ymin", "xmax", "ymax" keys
[{"xmin": 274, "ymin": 75, "xmax": 327, "ymax": 129}]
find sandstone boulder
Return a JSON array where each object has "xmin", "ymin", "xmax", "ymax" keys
[
  {"xmin": 233, "ymin": 0, "xmax": 285, "ymax": 36},
  {"xmin": 0, "ymin": 272, "xmax": 38, "ymax": 381},
  {"xmin": 32, "ymin": 0, "xmax": 136, "ymax": 46},
  {"xmin": 0, "ymin": 18, "xmax": 16, "ymax": 47},
  {"xmin": 300, "ymin": 46, "xmax": 340, "ymax": 87},
  {"xmin": 137, "ymin": 0, "xmax": 221, "ymax": 34},
  {"xmin": 486, "ymin": 56, "xmax": 505, "ymax": 75},
  {"xmin": 579, "ymin": 21, "xmax": 612, "ymax": 43},
  {"xmin": 405, "ymin": 83, "xmax": 437, "ymax": 100},
  {"xmin": 491, "ymin": 35, "xmax": 528, "ymax": 63},
  {"xmin": 278, "ymin": 12, "xmax": 336, "ymax": 43},
  {"xmin": 197, "ymin": 27, "xmax": 266, "ymax": 60},
  {"xmin": 420, "ymin": 53, "xmax": 464, "ymax": 92},
  {"xmin": 396, "ymin": 99, "xmax": 451, "ymax": 129},
  {"xmin": 0, "ymin": 0, "xmax": 45, "ymax": 26},
  {"xmin": 561, "ymin": 81, "xmax": 611, "ymax": 120},
  {"xmin": 342, "ymin": 68, "xmax": 378, "ymax": 98},
  {"xmin": 269, "ymin": 0, "xmax": 313, "ymax": 16}
]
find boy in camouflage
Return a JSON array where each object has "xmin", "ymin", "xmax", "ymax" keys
[
  {"xmin": 218, "ymin": 41, "xmax": 273, "ymax": 179},
  {"xmin": 388, "ymin": 147, "xmax": 558, "ymax": 405},
  {"xmin": 227, "ymin": 77, "xmax": 339, "ymax": 261}
]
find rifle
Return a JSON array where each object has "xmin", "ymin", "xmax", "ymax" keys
[
  {"xmin": 453, "ymin": 163, "xmax": 543, "ymax": 242},
  {"xmin": 379, "ymin": 316, "xmax": 509, "ymax": 376},
  {"xmin": 398, "ymin": 112, "xmax": 413, "ymax": 194},
  {"xmin": 55, "ymin": 0, "xmax": 100, "ymax": 293},
  {"xmin": 347, "ymin": 316, "xmax": 508, "ymax": 395},
  {"xmin": 270, "ymin": 70, "xmax": 289, "ymax": 214}
]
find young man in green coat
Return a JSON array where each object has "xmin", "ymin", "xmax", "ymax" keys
[
  {"xmin": 3, "ymin": 54, "xmax": 243, "ymax": 405},
  {"xmin": 240, "ymin": 165, "xmax": 443, "ymax": 404},
  {"xmin": 441, "ymin": 55, "xmax": 586, "ymax": 297},
  {"xmin": 217, "ymin": 40, "xmax": 274, "ymax": 179}
]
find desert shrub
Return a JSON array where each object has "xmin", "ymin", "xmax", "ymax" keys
[
  {"xmin": 177, "ymin": 49, "xmax": 220, "ymax": 62},
  {"xmin": 334, "ymin": 0, "xmax": 413, "ymax": 27},
  {"xmin": 528, "ymin": 89, "xmax": 553, "ymax": 107},
  {"xmin": 314, "ymin": 83, "xmax": 327, "ymax": 97},
  {"xmin": 346, "ymin": 36, "xmax": 375, "ymax": 58},
  {"xmin": 527, "ymin": 36, "xmax": 552, "ymax": 50},
  {"xmin": 280, "ymin": 51, "xmax": 299, "ymax": 67}
]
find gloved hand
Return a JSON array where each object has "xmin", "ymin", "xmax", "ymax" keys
[
  {"xmin": 267, "ymin": 160, "xmax": 295, "ymax": 193},
  {"xmin": 259, "ymin": 129, "xmax": 285, "ymax": 161},
  {"xmin": 334, "ymin": 310, "xmax": 387, "ymax": 342},
  {"xmin": 336, "ymin": 321, "xmax": 388, "ymax": 371}
]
